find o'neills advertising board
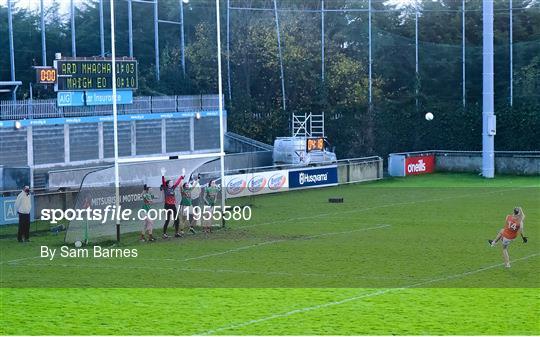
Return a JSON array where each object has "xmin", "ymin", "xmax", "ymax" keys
[
  {"xmin": 224, "ymin": 170, "xmax": 288, "ymax": 198},
  {"xmin": 405, "ymin": 155, "xmax": 435, "ymax": 175}
]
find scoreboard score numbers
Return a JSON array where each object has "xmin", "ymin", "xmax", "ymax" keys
[
  {"xmin": 35, "ymin": 67, "xmax": 57, "ymax": 84},
  {"xmin": 306, "ymin": 137, "xmax": 325, "ymax": 152},
  {"xmin": 51, "ymin": 59, "xmax": 138, "ymax": 91}
]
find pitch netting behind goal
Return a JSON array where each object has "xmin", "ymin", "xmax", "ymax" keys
[{"xmin": 65, "ymin": 157, "xmax": 222, "ymax": 243}]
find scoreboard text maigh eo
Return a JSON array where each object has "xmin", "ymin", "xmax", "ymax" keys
[{"xmin": 55, "ymin": 59, "xmax": 138, "ymax": 91}]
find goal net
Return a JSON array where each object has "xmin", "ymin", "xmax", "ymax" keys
[{"xmin": 64, "ymin": 156, "xmax": 223, "ymax": 244}]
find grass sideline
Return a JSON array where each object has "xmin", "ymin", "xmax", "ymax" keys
[{"xmin": 1, "ymin": 173, "xmax": 539, "ymax": 335}]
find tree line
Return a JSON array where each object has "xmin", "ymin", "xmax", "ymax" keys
[{"xmin": 1, "ymin": 0, "xmax": 539, "ymax": 156}]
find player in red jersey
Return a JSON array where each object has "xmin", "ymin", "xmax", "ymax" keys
[{"xmin": 488, "ymin": 207, "xmax": 527, "ymax": 268}]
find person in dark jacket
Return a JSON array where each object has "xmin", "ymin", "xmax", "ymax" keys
[{"xmin": 161, "ymin": 168, "xmax": 184, "ymax": 239}]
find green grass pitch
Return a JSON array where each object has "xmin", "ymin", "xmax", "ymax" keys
[{"xmin": 1, "ymin": 173, "xmax": 539, "ymax": 335}]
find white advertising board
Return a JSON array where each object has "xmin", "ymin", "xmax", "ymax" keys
[{"xmin": 224, "ymin": 170, "xmax": 288, "ymax": 198}]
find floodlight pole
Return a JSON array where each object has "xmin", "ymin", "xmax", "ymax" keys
[
  {"xmin": 509, "ymin": 0, "xmax": 513, "ymax": 106},
  {"xmin": 71, "ymin": 0, "xmax": 76, "ymax": 57},
  {"xmin": 215, "ymin": 0, "xmax": 226, "ymax": 228},
  {"xmin": 128, "ymin": 0, "xmax": 134, "ymax": 57},
  {"xmin": 415, "ymin": 8, "xmax": 419, "ymax": 113},
  {"xmin": 154, "ymin": 0, "xmax": 160, "ymax": 81},
  {"xmin": 321, "ymin": 0, "xmax": 325, "ymax": 83},
  {"xmin": 226, "ymin": 0, "xmax": 232, "ymax": 100},
  {"xmin": 110, "ymin": 0, "xmax": 121, "ymax": 241},
  {"xmin": 273, "ymin": 0, "xmax": 286, "ymax": 110},
  {"xmin": 7, "ymin": 0, "xmax": 15, "ymax": 101},
  {"xmin": 100, "ymin": 0, "xmax": 105, "ymax": 56},
  {"xmin": 368, "ymin": 0, "xmax": 372, "ymax": 106},
  {"xmin": 40, "ymin": 0, "xmax": 46, "ymax": 66},
  {"xmin": 462, "ymin": 0, "xmax": 466, "ymax": 108},
  {"xmin": 180, "ymin": 0, "xmax": 186, "ymax": 76},
  {"xmin": 482, "ymin": 0, "xmax": 495, "ymax": 178}
]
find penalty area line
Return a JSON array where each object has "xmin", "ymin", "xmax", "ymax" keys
[{"xmin": 196, "ymin": 252, "xmax": 540, "ymax": 335}]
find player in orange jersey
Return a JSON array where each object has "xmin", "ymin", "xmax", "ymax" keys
[{"xmin": 488, "ymin": 207, "xmax": 528, "ymax": 268}]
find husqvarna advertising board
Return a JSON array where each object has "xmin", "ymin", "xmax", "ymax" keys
[
  {"xmin": 224, "ymin": 170, "xmax": 289, "ymax": 198},
  {"xmin": 288, "ymin": 166, "xmax": 338, "ymax": 189}
]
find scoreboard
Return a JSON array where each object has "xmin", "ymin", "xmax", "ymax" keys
[
  {"xmin": 306, "ymin": 137, "xmax": 325, "ymax": 152},
  {"xmin": 35, "ymin": 67, "xmax": 57, "ymax": 84},
  {"xmin": 54, "ymin": 59, "xmax": 138, "ymax": 91}
]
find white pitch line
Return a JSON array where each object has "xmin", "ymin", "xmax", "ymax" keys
[
  {"xmin": 236, "ymin": 187, "xmax": 523, "ymax": 230},
  {"xmin": 0, "ymin": 255, "xmax": 40, "ymax": 265},
  {"xmin": 196, "ymin": 252, "xmax": 540, "ymax": 335},
  {"xmin": 143, "ymin": 224, "xmax": 390, "ymax": 263}
]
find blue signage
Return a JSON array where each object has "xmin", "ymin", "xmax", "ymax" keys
[
  {"xmin": 288, "ymin": 166, "xmax": 338, "ymax": 189},
  {"xmin": 86, "ymin": 90, "xmax": 133, "ymax": 105},
  {"xmin": 0, "ymin": 195, "xmax": 35, "ymax": 226},
  {"xmin": 0, "ymin": 110, "xmax": 226, "ymax": 128},
  {"xmin": 57, "ymin": 91, "xmax": 85, "ymax": 107}
]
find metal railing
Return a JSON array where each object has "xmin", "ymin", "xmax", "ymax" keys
[
  {"xmin": 0, "ymin": 94, "xmax": 223, "ymax": 120},
  {"xmin": 198, "ymin": 156, "xmax": 383, "ymax": 177}
]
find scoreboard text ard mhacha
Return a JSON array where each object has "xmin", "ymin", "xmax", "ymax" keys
[{"xmin": 55, "ymin": 59, "xmax": 138, "ymax": 91}]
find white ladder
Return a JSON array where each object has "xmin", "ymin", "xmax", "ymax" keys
[{"xmin": 292, "ymin": 112, "xmax": 325, "ymax": 137}]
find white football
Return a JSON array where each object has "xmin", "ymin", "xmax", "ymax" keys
[
  {"xmin": 74, "ymin": 240, "xmax": 82, "ymax": 248},
  {"xmin": 425, "ymin": 112, "xmax": 434, "ymax": 121}
]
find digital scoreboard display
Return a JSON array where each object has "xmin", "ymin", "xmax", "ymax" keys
[
  {"xmin": 54, "ymin": 59, "xmax": 138, "ymax": 91},
  {"xmin": 306, "ymin": 137, "xmax": 325, "ymax": 152},
  {"xmin": 35, "ymin": 67, "xmax": 57, "ymax": 84}
]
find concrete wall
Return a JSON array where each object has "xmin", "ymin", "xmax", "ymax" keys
[
  {"xmin": 338, "ymin": 159, "xmax": 383, "ymax": 184},
  {"xmin": 388, "ymin": 151, "xmax": 540, "ymax": 176},
  {"xmin": 34, "ymin": 191, "xmax": 78, "ymax": 219},
  {"xmin": 436, "ymin": 152, "xmax": 540, "ymax": 175}
]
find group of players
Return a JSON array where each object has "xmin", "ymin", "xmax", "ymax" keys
[
  {"xmin": 139, "ymin": 168, "xmax": 220, "ymax": 242},
  {"xmin": 137, "ymin": 170, "xmax": 527, "ymax": 268}
]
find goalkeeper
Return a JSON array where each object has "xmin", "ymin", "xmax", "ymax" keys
[
  {"xmin": 202, "ymin": 179, "xmax": 220, "ymax": 233},
  {"xmin": 161, "ymin": 168, "xmax": 184, "ymax": 239}
]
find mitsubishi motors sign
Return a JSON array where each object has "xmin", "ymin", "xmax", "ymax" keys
[{"xmin": 405, "ymin": 155, "xmax": 435, "ymax": 175}]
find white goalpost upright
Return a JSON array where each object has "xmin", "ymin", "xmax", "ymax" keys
[
  {"xmin": 110, "ymin": 0, "xmax": 121, "ymax": 242},
  {"xmin": 102, "ymin": 0, "xmax": 227, "ymax": 243},
  {"xmin": 215, "ymin": 0, "xmax": 227, "ymax": 226}
]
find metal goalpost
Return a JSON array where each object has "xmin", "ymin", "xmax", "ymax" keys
[{"xmin": 107, "ymin": 0, "xmax": 227, "ymax": 242}]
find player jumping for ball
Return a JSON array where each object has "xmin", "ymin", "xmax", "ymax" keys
[
  {"xmin": 179, "ymin": 174, "xmax": 200, "ymax": 235},
  {"xmin": 488, "ymin": 207, "xmax": 528, "ymax": 268},
  {"xmin": 140, "ymin": 184, "xmax": 155, "ymax": 242},
  {"xmin": 202, "ymin": 179, "xmax": 220, "ymax": 234},
  {"xmin": 161, "ymin": 168, "xmax": 184, "ymax": 239}
]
